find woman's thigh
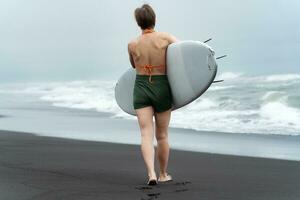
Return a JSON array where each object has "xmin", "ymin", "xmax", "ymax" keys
[{"xmin": 135, "ymin": 106, "xmax": 155, "ymax": 134}]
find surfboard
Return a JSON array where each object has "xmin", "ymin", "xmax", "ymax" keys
[{"xmin": 114, "ymin": 40, "xmax": 218, "ymax": 116}]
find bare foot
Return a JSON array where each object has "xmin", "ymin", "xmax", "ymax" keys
[
  {"xmin": 147, "ymin": 172, "xmax": 157, "ymax": 185},
  {"xmin": 158, "ymin": 173, "xmax": 172, "ymax": 182},
  {"xmin": 148, "ymin": 171, "xmax": 157, "ymax": 179}
]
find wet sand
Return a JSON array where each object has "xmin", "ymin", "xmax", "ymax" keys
[{"xmin": 0, "ymin": 130, "xmax": 300, "ymax": 200}]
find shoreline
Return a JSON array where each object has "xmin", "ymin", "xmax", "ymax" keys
[
  {"xmin": 0, "ymin": 105, "xmax": 300, "ymax": 162},
  {"xmin": 2, "ymin": 128, "xmax": 300, "ymax": 162},
  {"xmin": 1, "ymin": 121, "xmax": 300, "ymax": 162}
]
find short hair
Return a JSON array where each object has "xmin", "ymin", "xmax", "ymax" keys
[{"xmin": 134, "ymin": 4, "xmax": 156, "ymax": 30}]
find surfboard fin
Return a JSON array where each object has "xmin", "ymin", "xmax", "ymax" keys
[
  {"xmin": 216, "ymin": 55, "xmax": 227, "ymax": 60},
  {"xmin": 213, "ymin": 80, "xmax": 224, "ymax": 83},
  {"xmin": 203, "ymin": 38, "xmax": 212, "ymax": 43}
]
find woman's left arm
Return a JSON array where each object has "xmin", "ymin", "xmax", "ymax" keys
[{"xmin": 128, "ymin": 43, "xmax": 135, "ymax": 69}]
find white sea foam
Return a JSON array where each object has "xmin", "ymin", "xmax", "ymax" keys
[
  {"xmin": 208, "ymin": 85, "xmax": 235, "ymax": 91},
  {"xmin": 261, "ymin": 91, "xmax": 286, "ymax": 101},
  {"xmin": 1, "ymin": 72, "xmax": 299, "ymax": 135},
  {"xmin": 39, "ymin": 81, "xmax": 121, "ymax": 114},
  {"xmin": 260, "ymin": 101, "xmax": 300, "ymax": 125},
  {"xmin": 216, "ymin": 72, "xmax": 243, "ymax": 80},
  {"xmin": 264, "ymin": 74, "xmax": 300, "ymax": 82},
  {"xmin": 259, "ymin": 91, "xmax": 300, "ymax": 129}
]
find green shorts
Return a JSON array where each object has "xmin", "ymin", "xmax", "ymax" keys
[{"xmin": 133, "ymin": 74, "xmax": 173, "ymax": 113}]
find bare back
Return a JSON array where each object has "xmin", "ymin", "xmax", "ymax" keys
[{"xmin": 128, "ymin": 31, "xmax": 177, "ymax": 75}]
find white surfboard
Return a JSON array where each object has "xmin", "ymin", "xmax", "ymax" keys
[{"xmin": 114, "ymin": 40, "xmax": 218, "ymax": 116}]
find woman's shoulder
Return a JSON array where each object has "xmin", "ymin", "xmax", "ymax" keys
[
  {"xmin": 128, "ymin": 37, "xmax": 139, "ymax": 51},
  {"xmin": 128, "ymin": 38, "xmax": 138, "ymax": 45},
  {"xmin": 156, "ymin": 31, "xmax": 178, "ymax": 43}
]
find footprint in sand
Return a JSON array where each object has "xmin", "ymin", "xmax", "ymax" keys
[
  {"xmin": 135, "ymin": 186, "xmax": 153, "ymax": 190},
  {"xmin": 175, "ymin": 188, "xmax": 189, "ymax": 193},
  {"xmin": 140, "ymin": 192, "xmax": 161, "ymax": 200},
  {"xmin": 174, "ymin": 181, "xmax": 191, "ymax": 186},
  {"xmin": 137, "ymin": 180, "xmax": 191, "ymax": 199}
]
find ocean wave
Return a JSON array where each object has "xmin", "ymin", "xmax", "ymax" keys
[
  {"xmin": 208, "ymin": 85, "xmax": 236, "ymax": 91},
  {"xmin": 2, "ymin": 73, "xmax": 299, "ymax": 135},
  {"xmin": 260, "ymin": 101, "xmax": 300, "ymax": 125},
  {"xmin": 261, "ymin": 91, "xmax": 286, "ymax": 101},
  {"xmin": 260, "ymin": 91, "xmax": 300, "ymax": 127},
  {"xmin": 216, "ymin": 72, "xmax": 243, "ymax": 80},
  {"xmin": 186, "ymin": 98, "xmax": 219, "ymax": 110},
  {"xmin": 264, "ymin": 74, "xmax": 300, "ymax": 82},
  {"xmin": 39, "ymin": 80, "xmax": 121, "ymax": 114}
]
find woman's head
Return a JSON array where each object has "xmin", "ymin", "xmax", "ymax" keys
[{"xmin": 134, "ymin": 4, "xmax": 156, "ymax": 30}]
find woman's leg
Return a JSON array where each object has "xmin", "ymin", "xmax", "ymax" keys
[
  {"xmin": 135, "ymin": 106, "xmax": 157, "ymax": 180},
  {"xmin": 154, "ymin": 108, "xmax": 171, "ymax": 180}
]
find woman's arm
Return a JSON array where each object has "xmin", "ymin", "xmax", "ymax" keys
[
  {"xmin": 168, "ymin": 33, "xmax": 179, "ymax": 43},
  {"xmin": 127, "ymin": 43, "xmax": 135, "ymax": 69},
  {"xmin": 163, "ymin": 32, "xmax": 179, "ymax": 44}
]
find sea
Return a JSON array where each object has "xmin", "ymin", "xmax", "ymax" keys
[{"xmin": 1, "ymin": 72, "xmax": 299, "ymax": 135}]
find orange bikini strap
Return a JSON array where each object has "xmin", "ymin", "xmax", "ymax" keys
[
  {"xmin": 142, "ymin": 29, "xmax": 155, "ymax": 35},
  {"xmin": 138, "ymin": 64, "xmax": 165, "ymax": 83}
]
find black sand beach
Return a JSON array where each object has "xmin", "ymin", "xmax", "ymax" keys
[{"xmin": 0, "ymin": 130, "xmax": 300, "ymax": 200}]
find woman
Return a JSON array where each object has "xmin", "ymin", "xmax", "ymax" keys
[{"xmin": 127, "ymin": 4, "xmax": 178, "ymax": 185}]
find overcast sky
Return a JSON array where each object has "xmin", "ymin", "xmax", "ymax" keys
[{"xmin": 0, "ymin": 0, "xmax": 299, "ymax": 83}]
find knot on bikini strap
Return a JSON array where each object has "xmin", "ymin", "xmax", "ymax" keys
[
  {"xmin": 141, "ymin": 64, "xmax": 164, "ymax": 83},
  {"xmin": 143, "ymin": 65, "xmax": 153, "ymax": 83}
]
